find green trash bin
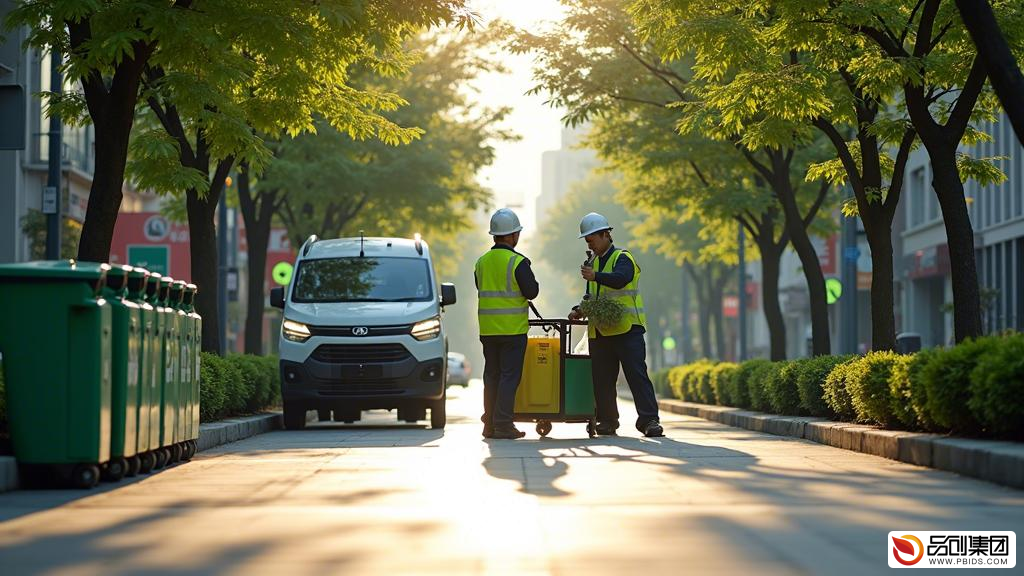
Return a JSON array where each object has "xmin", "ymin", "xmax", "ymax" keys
[
  {"xmin": 145, "ymin": 273, "xmax": 172, "ymax": 469},
  {"xmin": 128, "ymin": 268, "xmax": 158, "ymax": 474},
  {"xmin": 0, "ymin": 260, "xmax": 112, "ymax": 488},
  {"xmin": 100, "ymin": 265, "xmax": 142, "ymax": 481},
  {"xmin": 185, "ymin": 283, "xmax": 201, "ymax": 453},
  {"xmin": 169, "ymin": 280, "xmax": 192, "ymax": 461},
  {"xmin": 157, "ymin": 276, "xmax": 181, "ymax": 465}
]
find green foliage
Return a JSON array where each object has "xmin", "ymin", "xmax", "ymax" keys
[
  {"xmin": 888, "ymin": 350, "xmax": 936, "ymax": 431},
  {"xmin": 796, "ymin": 354, "xmax": 852, "ymax": 418},
  {"xmin": 709, "ymin": 362, "xmax": 738, "ymax": 406},
  {"xmin": 19, "ymin": 209, "xmax": 81, "ymax": 260},
  {"xmin": 846, "ymin": 351, "xmax": 902, "ymax": 427},
  {"xmin": 579, "ymin": 294, "xmax": 625, "ymax": 333},
  {"xmin": 651, "ymin": 368, "xmax": 673, "ymax": 398},
  {"xmin": 764, "ymin": 360, "xmax": 803, "ymax": 415},
  {"xmin": 735, "ymin": 359, "xmax": 770, "ymax": 409},
  {"xmin": 920, "ymin": 338, "xmax": 990, "ymax": 434},
  {"xmin": 968, "ymin": 334, "xmax": 1024, "ymax": 438},
  {"xmin": 747, "ymin": 360, "xmax": 779, "ymax": 413},
  {"xmin": 823, "ymin": 357, "xmax": 859, "ymax": 421},
  {"xmin": 199, "ymin": 352, "xmax": 280, "ymax": 422}
]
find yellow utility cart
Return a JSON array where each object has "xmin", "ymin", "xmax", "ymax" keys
[{"xmin": 513, "ymin": 318, "xmax": 596, "ymax": 437}]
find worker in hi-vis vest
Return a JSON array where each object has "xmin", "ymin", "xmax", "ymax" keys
[
  {"xmin": 568, "ymin": 212, "xmax": 663, "ymax": 437},
  {"xmin": 475, "ymin": 208, "xmax": 539, "ymax": 440}
]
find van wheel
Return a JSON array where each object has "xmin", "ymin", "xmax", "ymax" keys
[
  {"xmin": 431, "ymin": 397, "xmax": 446, "ymax": 430},
  {"xmin": 283, "ymin": 403, "xmax": 306, "ymax": 430}
]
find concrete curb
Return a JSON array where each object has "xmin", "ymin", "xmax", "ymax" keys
[
  {"xmin": 0, "ymin": 411, "xmax": 297, "ymax": 493},
  {"xmin": 659, "ymin": 399, "xmax": 1024, "ymax": 490}
]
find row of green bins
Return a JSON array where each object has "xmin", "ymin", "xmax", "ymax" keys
[
  {"xmin": 0, "ymin": 261, "xmax": 202, "ymax": 488},
  {"xmin": 0, "ymin": 261, "xmax": 113, "ymax": 488}
]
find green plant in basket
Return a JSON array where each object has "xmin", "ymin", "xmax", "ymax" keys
[{"xmin": 579, "ymin": 294, "xmax": 625, "ymax": 332}]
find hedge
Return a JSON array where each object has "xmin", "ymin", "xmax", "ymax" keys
[
  {"xmin": 653, "ymin": 333, "xmax": 1024, "ymax": 440},
  {"xmin": 199, "ymin": 353, "xmax": 280, "ymax": 422}
]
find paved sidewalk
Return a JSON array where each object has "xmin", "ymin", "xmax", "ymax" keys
[{"xmin": 0, "ymin": 383, "xmax": 1021, "ymax": 575}]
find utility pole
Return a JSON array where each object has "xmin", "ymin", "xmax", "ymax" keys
[
  {"xmin": 738, "ymin": 222, "xmax": 747, "ymax": 361},
  {"xmin": 681, "ymin": 263, "xmax": 691, "ymax": 364},
  {"xmin": 218, "ymin": 177, "xmax": 230, "ymax": 354},
  {"xmin": 44, "ymin": 48, "xmax": 62, "ymax": 260},
  {"xmin": 841, "ymin": 206, "xmax": 859, "ymax": 354}
]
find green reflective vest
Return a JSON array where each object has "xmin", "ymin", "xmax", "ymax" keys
[
  {"xmin": 587, "ymin": 249, "xmax": 646, "ymax": 338},
  {"xmin": 475, "ymin": 249, "xmax": 528, "ymax": 336}
]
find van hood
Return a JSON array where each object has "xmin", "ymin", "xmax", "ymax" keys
[{"xmin": 285, "ymin": 300, "xmax": 438, "ymax": 326}]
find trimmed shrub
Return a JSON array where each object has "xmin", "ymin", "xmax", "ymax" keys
[
  {"xmin": 796, "ymin": 354, "xmax": 852, "ymax": 418},
  {"xmin": 888, "ymin": 350, "xmax": 937, "ymax": 431},
  {"xmin": 747, "ymin": 360, "xmax": 779, "ymax": 413},
  {"xmin": 735, "ymin": 359, "xmax": 770, "ymax": 410},
  {"xmin": 969, "ymin": 334, "xmax": 1024, "ymax": 438},
  {"xmin": 765, "ymin": 360, "xmax": 802, "ymax": 415},
  {"xmin": 846, "ymin": 351, "xmax": 902, "ymax": 427},
  {"xmin": 199, "ymin": 352, "xmax": 226, "ymax": 422},
  {"xmin": 231, "ymin": 354, "xmax": 273, "ymax": 412},
  {"xmin": 709, "ymin": 362, "xmax": 738, "ymax": 406},
  {"xmin": 920, "ymin": 337, "xmax": 990, "ymax": 434},
  {"xmin": 219, "ymin": 357, "xmax": 248, "ymax": 417},
  {"xmin": 668, "ymin": 365, "xmax": 688, "ymax": 399},
  {"xmin": 695, "ymin": 363, "xmax": 715, "ymax": 404},
  {"xmin": 823, "ymin": 357, "xmax": 859, "ymax": 421}
]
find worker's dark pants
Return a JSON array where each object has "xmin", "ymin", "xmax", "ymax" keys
[
  {"xmin": 590, "ymin": 330, "xmax": 660, "ymax": 431},
  {"xmin": 480, "ymin": 334, "xmax": 527, "ymax": 427}
]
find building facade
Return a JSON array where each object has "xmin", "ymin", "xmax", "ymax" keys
[{"xmin": 899, "ymin": 111, "xmax": 1024, "ymax": 346}]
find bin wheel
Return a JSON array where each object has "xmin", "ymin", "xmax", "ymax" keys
[
  {"xmin": 126, "ymin": 456, "xmax": 142, "ymax": 477},
  {"xmin": 177, "ymin": 442, "xmax": 191, "ymax": 462},
  {"xmin": 72, "ymin": 464, "xmax": 100, "ymax": 489},
  {"xmin": 102, "ymin": 457, "xmax": 128, "ymax": 482},
  {"xmin": 586, "ymin": 421, "xmax": 596, "ymax": 438},
  {"xmin": 187, "ymin": 440, "xmax": 198, "ymax": 459},
  {"xmin": 536, "ymin": 421, "xmax": 552, "ymax": 437},
  {"xmin": 154, "ymin": 449, "xmax": 168, "ymax": 469},
  {"xmin": 138, "ymin": 452, "xmax": 156, "ymax": 474},
  {"xmin": 169, "ymin": 443, "xmax": 183, "ymax": 463}
]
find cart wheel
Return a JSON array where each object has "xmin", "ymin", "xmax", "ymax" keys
[
  {"xmin": 72, "ymin": 464, "xmax": 100, "ymax": 489},
  {"xmin": 586, "ymin": 421, "xmax": 596, "ymax": 438},
  {"xmin": 536, "ymin": 421, "xmax": 552, "ymax": 437}
]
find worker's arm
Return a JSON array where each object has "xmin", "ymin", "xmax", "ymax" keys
[
  {"xmin": 515, "ymin": 258, "xmax": 540, "ymax": 300},
  {"xmin": 594, "ymin": 255, "xmax": 634, "ymax": 289}
]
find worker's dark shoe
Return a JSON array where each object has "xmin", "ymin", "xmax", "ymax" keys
[
  {"xmin": 482, "ymin": 425, "xmax": 494, "ymax": 439},
  {"xmin": 642, "ymin": 420, "xmax": 665, "ymax": 438},
  {"xmin": 490, "ymin": 425, "xmax": 526, "ymax": 439},
  {"xmin": 594, "ymin": 423, "xmax": 618, "ymax": 436}
]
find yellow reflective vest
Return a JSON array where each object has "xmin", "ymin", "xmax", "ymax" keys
[
  {"xmin": 587, "ymin": 249, "xmax": 646, "ymax": 338},
  {"xmin": 475, "ymin": 249, "xmax": 529, "ymax": 336}
]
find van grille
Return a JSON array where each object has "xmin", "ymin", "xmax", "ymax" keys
[{"xmin": 310, "ymin": 343, "xmax": 411, "ymax": 364}]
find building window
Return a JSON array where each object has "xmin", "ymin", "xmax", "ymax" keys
[{"xmin": 910, "ymin": 167, "xmax": 925, "ymax": 227}]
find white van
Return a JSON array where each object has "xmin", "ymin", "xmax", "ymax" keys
[{"xmin": 270, "ymin": 234, "xmax": 457, "ymax": 430}]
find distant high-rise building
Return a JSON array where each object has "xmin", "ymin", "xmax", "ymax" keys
[{"xmin": 536, "ymin": 124, "xmax": 597, "ymax": 225}]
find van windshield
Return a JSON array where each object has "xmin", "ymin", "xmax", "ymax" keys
[{"xmin": 291, "ymin": 257, "xmax": 434, "ymax": 303}]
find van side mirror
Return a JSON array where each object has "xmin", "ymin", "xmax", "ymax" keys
[
  {"xmin": 270, "ymin": 286, "xmax": 285, "ymax": 309},
  {"xmin": 440, "ymin": 283, "xmax": 456, "ymax": 307}
]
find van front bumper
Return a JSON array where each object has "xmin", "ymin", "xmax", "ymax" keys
[{"xmin": 279, "ymin": 353, "xmax": 445, "ymax": 409}]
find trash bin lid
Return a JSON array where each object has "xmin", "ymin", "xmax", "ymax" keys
[
  {"xmin": 0, "ymin": 260, "xmax": 111, "ymax": 280},
  {"xmin": 104, "ymin": 264, "xmax": 133, "ymax": 292}
]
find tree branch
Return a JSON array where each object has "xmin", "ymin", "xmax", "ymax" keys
[
  {"xmin": 914, "ymin": 0, "xmax": 942, "ymax": 58},
  {"xmin": 884, "ymin": 127, "xmax": 917, "ymax": 217},
  {"xmin": 812, "ymin": 117, "xmax": 864, "ymax": 192},
  {"xmin": 802, "ymin": 179, "xmax": 831, "ymax": 229},
  {"xmin": 946, "ymin": 56, "xmax": 988, "ymax": 138},
  {"xmin": 618, "ymin": 40, "xmax": 687, "ymax": 101},
  {"xmin": 902, "ymin": 0, "xmax": 928, "ymax": 45}
]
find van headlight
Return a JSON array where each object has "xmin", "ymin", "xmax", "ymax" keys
[
  {"xmin": 282, "ymin": 319, "xmax": 311, "ymax": 342},
  {"xmin": 411, "ymin": 316, "xmax": 441, "ymax": 341}
]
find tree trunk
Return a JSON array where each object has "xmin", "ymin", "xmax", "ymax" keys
[
  {"xmin": 866, "ymin": 222, "xmax": 897, "ymax": 351},
  {"xmin": 710, "ymin": 272, "xmax": 727, "ymax": 361},
  {"xmin": 187, "ymin": 186, "xmax": 221, "ymax": 353},
  {"xmin": 237, "ymin": 165, "xmax": 276, "ymax": 355},
  {"xmin": 77, "ymin": 124, "xmax": 130, "ymax": 261},
  {"xmin": 774, "ymin": 172, "xmax": 831, "ymax": 356},
  {"xmin": 930, "ymin": 150, "xmax": 983, "ymax": 342},
  {"xmin": 758, "ymin": 238, "xmax": 787, "ymax": 360},
  {"xmin": 689, "ymin": 265, "xmax": 713, "ymax": 359}
]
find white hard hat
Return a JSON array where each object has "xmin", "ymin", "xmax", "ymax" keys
[
  {"xmin": 578, "ymin": 212, "xmax": 612, "ymax": 238},
  {"xmin": 488, "ymin": 207, "xmax": 523, "ymax": 236}
]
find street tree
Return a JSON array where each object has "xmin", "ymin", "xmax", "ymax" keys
[
  {"xmin": 125, "ymin": 1, "xmax": 476, "ymax": 352},
  {"xmin": 509, "ymin": 0, "xmax": 832, "ymax": 357}
]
